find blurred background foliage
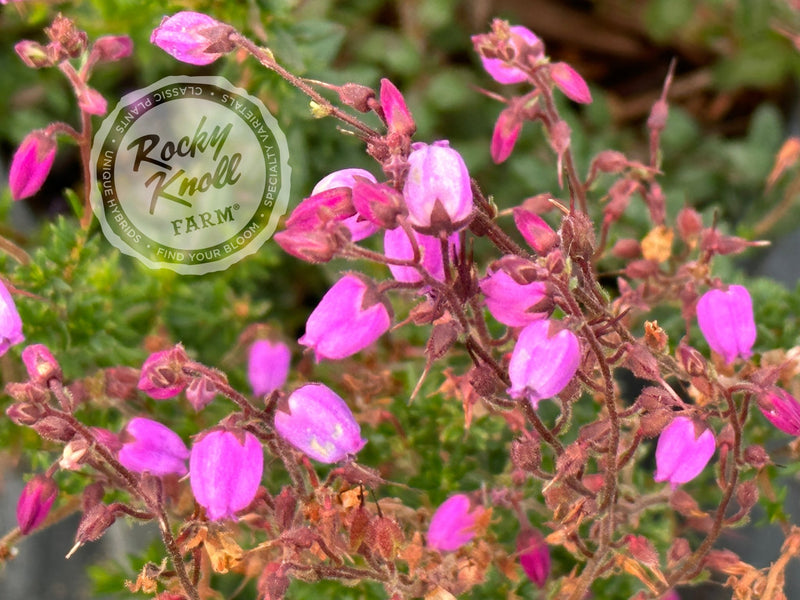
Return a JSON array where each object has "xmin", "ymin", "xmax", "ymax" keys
[{"xmin": 2, "ymin": 0, "xmax": 800, "ymax": 599}]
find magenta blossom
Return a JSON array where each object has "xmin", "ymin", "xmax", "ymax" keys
[
  {"xmin": 550, "ymin": 62, "xmax": 592, "ymax": 104},
  {"xmin": 475, "ymin": 25, "xmax": 543, "ymax": 84},
  {"xmin": 274, "ymin": 383, "xmax": 366, "ymax": 463},
  {"xmin": 403, "ymin": 141, "xmax": 473, "ymax": 233},
  {"xmin": 480, "ymin": 261, "xmax": 550, "ymax": 327},
  {"xmin": 312, "ymin": 169, "xmax": 379, "ymax": 241},
  {"xmin": 9, "ymin": 130, "xmax": 56, "ymax": 201},
  {"xmin": 508, "ymin": 320, "xmax": 580, "ymax": 407},
  {"xmin": 383, "ymin": 227, "xmax": 459, "ymax": 284},
  {"xmin": 137, "ymin": 345, "xmax": 190, "ymax": 400},
  {"xmin": 491, "ymin": 105, "xmax": 523, "ymax": 164},
  {"xmin": 248, "ymin": 339, "xmax": 291, "ymax": 397},
  {"xmin": 759, "ymin": 388, "xmax": 800, "ymax": 436},
  {"xmin": 299, "ymin": 274, "xmax": 391, "ymax": 361},
  {"xmin": 0, "ymin": 280, "xmax": 24, "ymax": 356},
  {"xmin": 17, "ymin": 474, "xmax": 58, "ymax": 535},
  {"xmin": 517, "ymin": 528, "xmax": 551, "ymax": 588},
  {"xmin": 118, "ymin": 417, "xmax": 190, "ymax": 477},
  {"xmin": 654, "ymin": 416, "xmax": 715, "ymax": 489},
  {"xmin": 696, "ymin": 284, "xmax": 756, "ymax": 365},
  {"xmin": 190, "ymin": 429, "xmax": 263, "ymax": 521},
  {"xmin": 380, "ymin": 78, "xmax": 415, "ymax": 136},
  {"xmin": 427, "ymin": 494, "xmax": 485, "ymax": 552},
  {"xmin": 151, "ymin": 12, "xmax": 230, "ymax": 66},
  {"xmin": 512, "ymin": 208, "xmax": 558, "ymax": 254}
]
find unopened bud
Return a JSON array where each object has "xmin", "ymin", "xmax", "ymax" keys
[
  {"xmin": 676, "ymin": 207, "xmax": 703, "ymax": 243},
  {"xmin": 32, "ymin": 416, "xmax": 75, "ymax": 442},
  {"xmin": 22, "ymin": 344, "xmax": 62, "ymax": 386},
  {"xmin": 735, "ymin": 480, "xmax": 758, "ymax": 513},
  {"xmin": 15, "ymin": 40, "xmax": 53, "ymax": 68},
  {"xmin": 91, "ymin": 35, "xmax": 133, "ymax": 62},
  {"xmin": 70, "ymin": 504, "xmax": 116, "ymax": 556},
  {"xmin": 6, "ymin": 400, "xmax": 46, "ymax": 426},
  {"xmin": 611, "ymin": 238, "xmax": 641, "ymax": 259},
  {"xmin": 17, "ymin": 474, "xmax": 58, "ymax": 534},
  {"xmin": 743, "ymin": 444, "xmax": 770, "ymax": 469},
  {"xmin": 337, "ymin": 82, "xmax": 375, "ymax": 113}
]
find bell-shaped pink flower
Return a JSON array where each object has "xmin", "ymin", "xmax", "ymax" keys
[
  {"xmin": 383, "ymin": 227, "xmax": 459, "ymax": 284},
  {"xmin": 311, "ymin": 169, "xmax": 379, "ymax": 241},
  {"xmin": 403, "ymin": 141, "xmax": 473, "ymax": 233},
  {"xmin": 550, "ymin": 62, "xmax": 592, "ymax": 104},
  {"xmin": 427, "ymin": 494, "xmax": 485, "ymax": 552},
  {"xmin": 476, "ymin": 25, "xmax": 543, "ymax": 85},
  {"xmin": 480, "ymin": 260, "xmax": 550, "ymax": 327},
  {"xmin": 491, "ymin": 106, "xmax": 523, "ymax": 164},
  {"xmin": 137, "ymin": 345, "xmax": 190, "ymax": 400},
  {"xmin": 517, "ymin": 528, "xmax": 551, "ymax": 588},
  {"xmin": 9, "ymin": 130, "xmax": 56, "ymax": 201},
  {"xmin": 512, "ymin": 208, "xmax": 558, "ymax": 254},
  {"xmin": 654, "ymin": 416, "xmax": 715, "ymax": 489},
  {"xmin": 299, "ymin": 274, "xmax": 391, "ymax": 361},
  {"xmin": 17, "ymin": 474, "xmax": 58, "ymax": 534},
  {"xmin": 696, "ymin": 284, "xmax": 756, "ymax": 365},
  {"xmin": 118, "ymin": 417, "xmax": 190, "ymax": 477},
  {"xmin": 151, "ymin": 11, "xmax": 231, "ymax": 66},
  {"xmin": 248, "ymin": 339, "xmax": 290, "ymax": 397},
  {"xmin": 190, "ymin": 429, "xmax": 263, "ymax": 520},
  {"xmin": 508, "ymin": 320, "xmax": 580, "ymax": 407},
  {"xmin": 380, "ymin": 78, "xmax": 415, "ymax": 136},
  {"xmin": 759, "ymin": 388, "xmax": 800, "ymax": 435},
  {"xmin": 274, "ymin": 383, "xmax": 366, "ymax": 463},
  {"xmin": 0, "ymin": 281, "xmax": 24, "ymax": 356}
]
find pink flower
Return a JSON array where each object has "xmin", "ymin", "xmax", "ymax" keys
[
  {"xmin": 92, "ymin": 35, "xmax": 134, "ymax": 62},
  {"xmin": 403, "ymin": 141, "xmax": 473, "ymax": 233},
  {"xmin": 380, "ymin": 78, "xmax": 415, "ymax": 136},
  {"xmin": 759, "ymin": 388, "xmax": 800, "ymax": 435},
  {"xmin": 118, "ymin": 417, "xmax": 190, "ymax": 477},
  {"xmin": 383, "ymin": 227, "xmax": 459, "ymax": 284},
  {"xmin": 512, "ymin": 208, "xmax": 558, "ymax": 254},
  {"xmin": 517, "ymin": 528, "xmax": 550, "ymax": 588},
  {"xmin": 491, "ymin": 105, "xmax": 523, "ymax": 163},
  {"xmin": 299, "ymin": 274, "xmax": 391, "ymax": 361},
  {"xmin": 9, "ymin": 130, "xmax": 56, "ymax": 201},
  {"xmin": 654, "ymin": 416, "xmax": 715, "ymax": 489},
  {"xmin": 21, "ymin": 344, "xmax": 61, "ymax": 386},
  {"xmin": 190, "ymin": 429, "xmax": 263, "ymax": 520},
  {"xmin": 185, "ymin": 377, "xmax": 217, "ymax": 411},
  {"xmin": 17, "ymin": 474, "xmax": 58, "ymax": 535},
  {"xmin": 248, "ymin": 339, "xmax": 290, "ymax": 397},
  {"xmin": 137, "ymin": 345, "xmax": 190, "ymax": 400},
  {"xmin": 508, "ymin": 320, "xmax": 580, "ymax": 407},
  {"xmin": 475, "ymin": 25, "xmax": 543, "ymax": 85},
  {"xmin": 480, "ymin": 259, "xmax": 551, "ymax": 327},
  {"xmin": 550, "ymin": 62, "xmax": 592, "ymax": 104},
  {"xmin": 312, "ymin": 169, "xmax": 379, "ymax": 241},
  {"xmin": 427, "ymin": 494, "xmax": 485, "ymax": 552},
  {"xmin": 0, "ymin": 281, "xmax": 24, "ymax": 356},
  {"xmin": 351, "ymin": 178, "xmax": 407, "ymax": 230},
  {"xmin": 696, "ymin": 285, "xmax": 756, "ymax": 364},
  {"xmin": 151, "ymin": 12, "xmax": 231, "ymax": 66},
  {"xmin": 274, "ymin": 383, "xmax": 366, "ymax": 463},
  {"xmin": 77, "ymin": 86, "xmax": 107, "ymax": 115}
]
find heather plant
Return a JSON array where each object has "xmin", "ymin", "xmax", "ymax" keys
[{"xmin": 3, "ymin": 4, "xmax": 800, "ymax": 600}]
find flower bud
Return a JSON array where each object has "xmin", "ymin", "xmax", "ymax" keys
[
  {"xmin": 743, "ymin": 444, "xmax": 770, "ymax": 469},
  {"xmin": 550, "ymin": 62, "xmax": 592, "ymax": 104},
  {"xmin": 352, "ymin": 178, "xmax": 407, "ymax": 229},
  {"xmin": 74, "ymin": 503, "xmax": 116, "ymax": 548},
  {"xmin": 118, "ymin": 417, "xmax": 190, "ymax": 476},
  {"xmin": 654, "ymin": 416, "xmax": 715, "ymax": 489},
  {"xmin": 299, "ymin": 274, "xmax": 391, "ymax": 361},
  {"xmin": 512, "ymin": 208, "xmax": 558, "ymax": 254},
  {"xmin": 151, "ymin": 12, "xmax": 233, "ymax": 66},
  {"xmin": 379, "ymin": 78, "xmax": 415, "ymax": 136},
  {"xmin": 190, "ymin": 428, "xmax": 263, "ymax": 520},
  {"xmin": 383, "ymin": 227, "xmax": 459, "ymax": 284},
  {"xmin": 15, "ymin": 40, "xmax": 53, "ymax": 68},
  {"xmin": 274, "ymin": 226, "xmax": 343, "ymax": 263},
  {"xmin": 676, "ymin": 207, "xmax": 703, "ymax": 243},
  {"xmin": 427, "ymin": 494, "xmax": 485, "ymax": 551},
  {"xmin": 21, "ymin": 344, "xmax": 61, "ymax": 386},
  {"xmin": 17, "ymin": 474, "xmax": 58, "ymax": 534},
  {"xmin": 32, "ymin": 416, "xmax": 75, "ymax": 442},
  {"xmin": 274, "ymin": 383, "xmax": 366, "ymax": 463},
  {"xmin": 403, "ymin": 141, "xmax": 473, "ymax": 233},
  {"xmin": 758, "ymin": 387, "xmax": 800, "ymax": 435},
  {"xmin": 696, "ymin": 285, "xmax": 756, "ymax": 365},
  {"xmin": 185, "ymin": 377, "xmax": 218, "ymax": 411},
  {"xmin": 137, "ymin": 345, "xmax": 190, "ymax": 399},
  {"xmin": 6, "ymin": 400, "xmax": 46, "ymax": 426},
  {"xmin": 285, "ymin": 187, "xmax": 356, "ymax": 230},
  {"xmin": 77, "ymin": 86, "xmax": 108, "ymax": 116},
  {"xmin": 248, "ymin": 339, "xmax": 290, "ymax": 398},
  {"xmin": 9, "ymin": 130, "xmax": 57, "ymax": 201},
  {"xmin": 91, "ymin": 35, "xmax": 133, "ymax": 62},
  {"xmin": 311, "ymin": 169, "xmax": 380, "ymax": 241},
  {"xmin": 517, "ymin": 528, "xmax": 550, "ymax": 588},
  {"xmin": 508, "ymin": 320, "xmax": 581, "ymax": 408},
  {"xmin": 480, "ymin": 258, "xmax": 551, "ymax": 327},
  {"xmin": 491, "ymin": 105, "xmax": 523, "ymax": 164}
]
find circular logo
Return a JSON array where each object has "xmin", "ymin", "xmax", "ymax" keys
[{"xmin": 90, "ymin": 76, "xmax": 290, "ymax": 275}]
